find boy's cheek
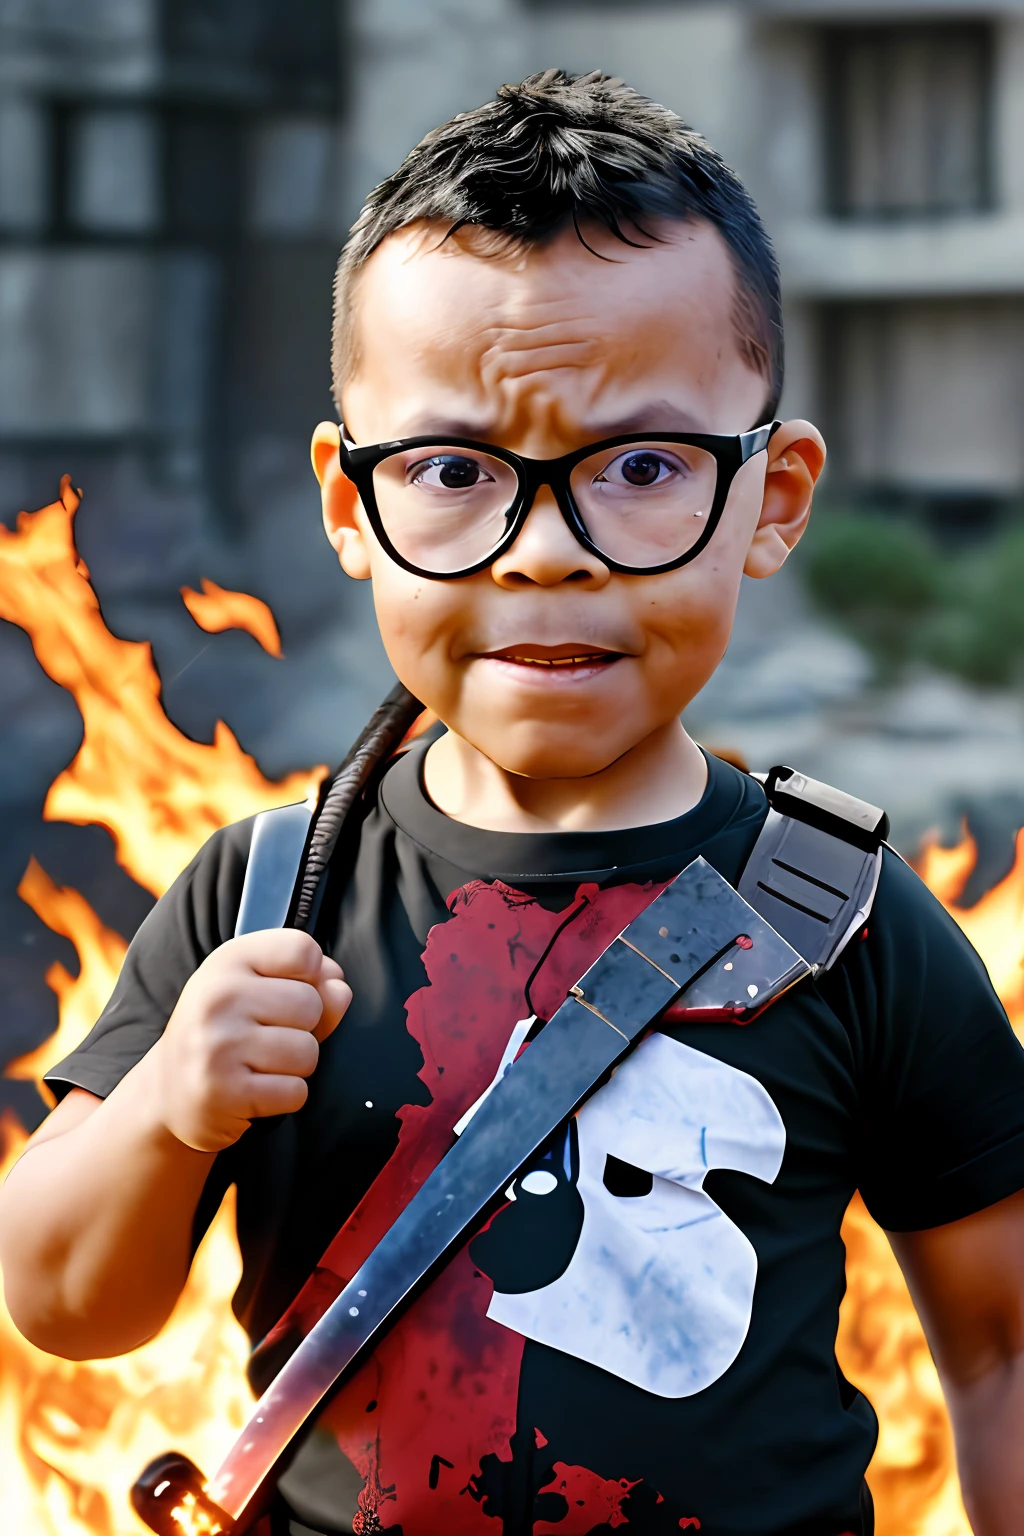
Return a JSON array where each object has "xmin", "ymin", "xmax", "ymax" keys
[
  {"xmin": 648, "ymin": 556, "xmax": 743, "ymax": 650},
  {"xmin": 368, "ymin": 573, "xmax": 465, "ymax": 709},
  {"xmin": 629, "ymin": 565, "xmax": 745, "ymax": 715}
]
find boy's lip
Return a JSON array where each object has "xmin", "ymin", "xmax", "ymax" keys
[{"xmin": 476, "ymin": 642, "xmax": 627, "ymax": 671}]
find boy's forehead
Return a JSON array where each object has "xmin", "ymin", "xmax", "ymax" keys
[{"xmin": 343, "ymin": 218, "xmax": 768, "ymax": 442}]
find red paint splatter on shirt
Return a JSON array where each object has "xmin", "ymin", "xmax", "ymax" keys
[
  {"xmin": 262, "ymin": 874, "xmax": 687, "ymax": 1533},
  {"xmin": 265, "ymin": 876, "xmax": 667, "ymax": 1340},
  {"xmin": 351, "ymin": 1430, "xmax": 396, "ymax": 1534},
  {"xmin": 261, "ymin": 881, "xmax": 556, "ymax": 1344},
  {"xmin": 323, "ymin": 1250, "xmax": 524, "ymax": 1535},
  {"xmin": 525, "ymin": 880, "xmax": 671, "ymax": 1023},
  {"xmin": 534, "ymin": 1464, "xmax": 640, "ymax": 1534}
]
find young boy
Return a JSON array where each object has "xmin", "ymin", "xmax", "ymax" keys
[{"xmin": 3, "ymin": 70, "xmax": 1024, "ymax": 1536}]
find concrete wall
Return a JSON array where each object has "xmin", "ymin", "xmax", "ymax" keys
[
  {"xmin": 342, "ymin": 0, "xmax": 528, "ymax": 219},
  {"xmin": 0, "ymin": 0, "xmax": 159, "ymax": 93},
  {"xmin": 0, "ymin": 251, "xmax": 154, "ymax": 435},
  {"xmin": 754, "ymin": 5, "xmax": 1024, "ymax": 497},
  {"xmin": 832, "ymin": 299, "xmax": 1024, "ymax": 493}
]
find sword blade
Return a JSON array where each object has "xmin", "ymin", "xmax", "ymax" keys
[{"xmin": 207, "ymin": 857, "xmax": 807, "ymax": 1525}]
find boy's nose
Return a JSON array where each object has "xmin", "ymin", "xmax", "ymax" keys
[{"xmin": 490, "ymin": 487, "xmax": 610, "ymax": 589}]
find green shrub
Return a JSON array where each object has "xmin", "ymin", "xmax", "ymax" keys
[
  {"xmin": 800, "ymin": 508, "xmax": 1024, "ymax": 687},
  {"xmin": 800, "ymin": 509, "xmax": 941, "ymax": 673},
  {"xmin": 926, "ymin": 529, "xmax": 1024, "ymax": 685}
]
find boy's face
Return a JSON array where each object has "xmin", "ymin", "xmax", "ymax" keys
[{"xmin": 314, "ymin": 219, "xmax": 823, "ymax": 781}]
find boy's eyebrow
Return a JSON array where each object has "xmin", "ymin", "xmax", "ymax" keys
[
  {"xmin": 391, "ymin": 414, "xmax": 498, "ymax": 439},
  {"xmin": 581, "ymin": 403, "xmax": 708, "ymax": 436},
  {"xmin": 386, "ymin": 403, "xmax": 708, "ymax": 444}
]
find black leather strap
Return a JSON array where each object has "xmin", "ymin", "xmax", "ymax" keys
[{"xmin": 739, "ymin": 767, "xmax": 886, "ymax": 972}]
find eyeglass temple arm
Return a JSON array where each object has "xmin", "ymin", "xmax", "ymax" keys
[{"xmin": 741, "ymin": 420, "xmax": 781, "ymax": 461}]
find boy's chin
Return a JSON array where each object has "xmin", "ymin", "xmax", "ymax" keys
[{"xmin": 458, "ymin": 723, "xmax": 643, "ymax": 783}]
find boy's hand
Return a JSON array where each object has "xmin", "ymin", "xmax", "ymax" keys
[{"xmin": 153, "ymin": 931, "xmax": 351, "ymax": 1152}]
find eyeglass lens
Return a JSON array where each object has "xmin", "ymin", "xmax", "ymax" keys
[{"xmin": 370, "ymin": 441, "xmax": 719, "ymax": 574}]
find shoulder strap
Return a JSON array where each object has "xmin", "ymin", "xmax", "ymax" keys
[
  {"xmin": 234, "ymin": 802, "xmax": 313, "ymax": 937},
  {"xmin": 739, "ymin": 766, "xmax": 888, "ymax": 972}
]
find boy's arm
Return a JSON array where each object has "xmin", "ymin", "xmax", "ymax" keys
[
  {"xmin": 889, "ymin": 1189, "xmax": 1024, "ymax": 1536},
  {"xmin": 0, "ymin": 1075, "xmax": 215, "ymax": 1358},
  {"xmin": 0, "ymin": 930, "xmax": 350, "ymax": 1360}
]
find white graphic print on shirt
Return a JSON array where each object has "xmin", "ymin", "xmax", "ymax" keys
[{"xmin": 486, "ymin": 1032, "xmax": 787, "ymax": 1397}]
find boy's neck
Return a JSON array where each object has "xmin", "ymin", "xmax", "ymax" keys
[{"xmin": 421, "ymin": 719, "xmax": 708, "ymax": 835}]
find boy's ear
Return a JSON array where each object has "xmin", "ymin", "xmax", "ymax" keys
[
  {"xmin": 744, "ymin": 419, "xmax": 826, "ymax": 580},
  {"xmin": 311, "ymin": 420, "xmax": 372, "ymax": 580}
]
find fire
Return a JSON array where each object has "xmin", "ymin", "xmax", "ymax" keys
[
  {"xmin": 0, "ymin": 481, "xmax": 324, "ymax": 1533},
  {"xmin": 168, "ymin": 1492, "xmax": 224, "ymax": 1536},
  {"xmin": 916, "ymin": 826, "xmax": 1024, "ymax": 1034},
  {"xmin": 6, "ymin": 861, "xmax": 128, "ymax": 1109},
  {"xmin": 1, "ymin": 479, "xmax": 1022, "ymax": 1535},
  {"xmin": 0, "ymin": 477, "xmax": 321, "ymax": 897},
  {"xmin": 838, "ymin": 1194, "xmax": 967, "ymax": 1536},
  {"xmin": 181, "ymin": 579, "xmax": 283, "ymax": 660},
  {"xmin": 0, "ymin": 1110, "xmax": 248, "ymax": 1536},
  {"xmin": 834, "ymin": 828, "xmax": 1024, "ymax": 1536}
]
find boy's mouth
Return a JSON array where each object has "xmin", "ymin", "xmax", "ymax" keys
[{"xmin": 480, "ymin": 643, "xmax": 626, "ymax": 674}]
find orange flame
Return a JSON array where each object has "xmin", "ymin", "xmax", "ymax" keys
[
  {"xmin": 168, "ymin": 1491, "xmax": 224, "ymax": 1536},
  {"xmin": 0, "ymin": 476, "xmax": 322, "ymax": 898},
  {"xmin": 0, "ymin": 481, "xmax": 310, "ymax": 1532},
  {"xmin": 916, "ymin": 826, "xmax": 1024, "ymax": 1034},
  {"xmin": 6, "ymin": 861, "xmax": 128, "ymax": 1109},
  {"xmin": 838, "ymin": 1194, "xmax": 968, "ymax": 1535},
  {"xmin": 181, "ymin": 579, "xmax": 283, "ymax": 660},
  {"xmin": 0, "ymin": 1110, "xmax": 249, "ymax": 1536},
  {"xmin": 834, "ymin": 828, "xmax": 1024, "ymax": 1536},
  {"xmin": 1, "ymin": 481, "xmax": 1023, "ymax": 1535}
]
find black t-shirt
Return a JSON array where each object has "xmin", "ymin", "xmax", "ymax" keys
[{"xmin": 48, "ymin": 746, "xmax": 1024, "ymax": 1536}]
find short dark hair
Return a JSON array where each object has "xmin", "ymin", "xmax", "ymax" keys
[{"xmin": 333, "ymin": 68, "xmax": 783, "ymax": 418}]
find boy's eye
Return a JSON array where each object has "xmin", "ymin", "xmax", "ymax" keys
[
  {"xmin": 409, "ymin": 455, "xmax": 496, "ymax": 491},
  {"xmin": 595, "ymin": 450, "xmax": 685, "ymax": 489}
]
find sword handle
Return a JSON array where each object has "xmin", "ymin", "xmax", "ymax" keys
[{"xmin": 131, "ymin": 1451, "xmax": 236, "ymax": 1535}]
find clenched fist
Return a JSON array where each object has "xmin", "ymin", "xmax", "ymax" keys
[{"xmin": 151, "ymin": 930, "xmax": 351, "ymax": 1152}]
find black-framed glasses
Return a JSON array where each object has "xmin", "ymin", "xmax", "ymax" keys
[{"xmin": 338, "ymin": 421, "xmax": 780, "ymax": 580}]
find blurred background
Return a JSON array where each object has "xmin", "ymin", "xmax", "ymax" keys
[{"xmin": 4, "ymin": 0, "xmax": 1024, "ymax": 1105}]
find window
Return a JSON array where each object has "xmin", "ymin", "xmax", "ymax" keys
[
  {"xmin": 66, "ymin": 108, "xmax": 160, "ymax": 234},
  {"xmin": 162, "ymin": 0, "xmax": 340, "ymax": 112},
  {"xmin": 0, "ymin": 99, "xmax": 50, "ymax": 234},
  {"xmin": 823, "ymin": 300, "xmax": 1024, "ymax": 501},
  {"xmin": 826, "ymin": 24, "xmax": 992, "ymax": 219}
]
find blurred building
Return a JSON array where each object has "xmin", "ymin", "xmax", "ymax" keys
[
  {"xmin": 753, "ymin": 1, "xmax": 1024, "ymax": 528},
  {"xmin": 0, "ymin": 0, "xmax": 342, "ymax": 550},
  {"xmin": 345, "ymin": 0, "xmax": 1024, "ymax": 527},
  {"xmin": 4, "ymin": 0, "xmax": 1022, "ymax": 553},
  {"xmin": 0, "ymin": 0, "xmax": 390, "ymax": 791}
]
